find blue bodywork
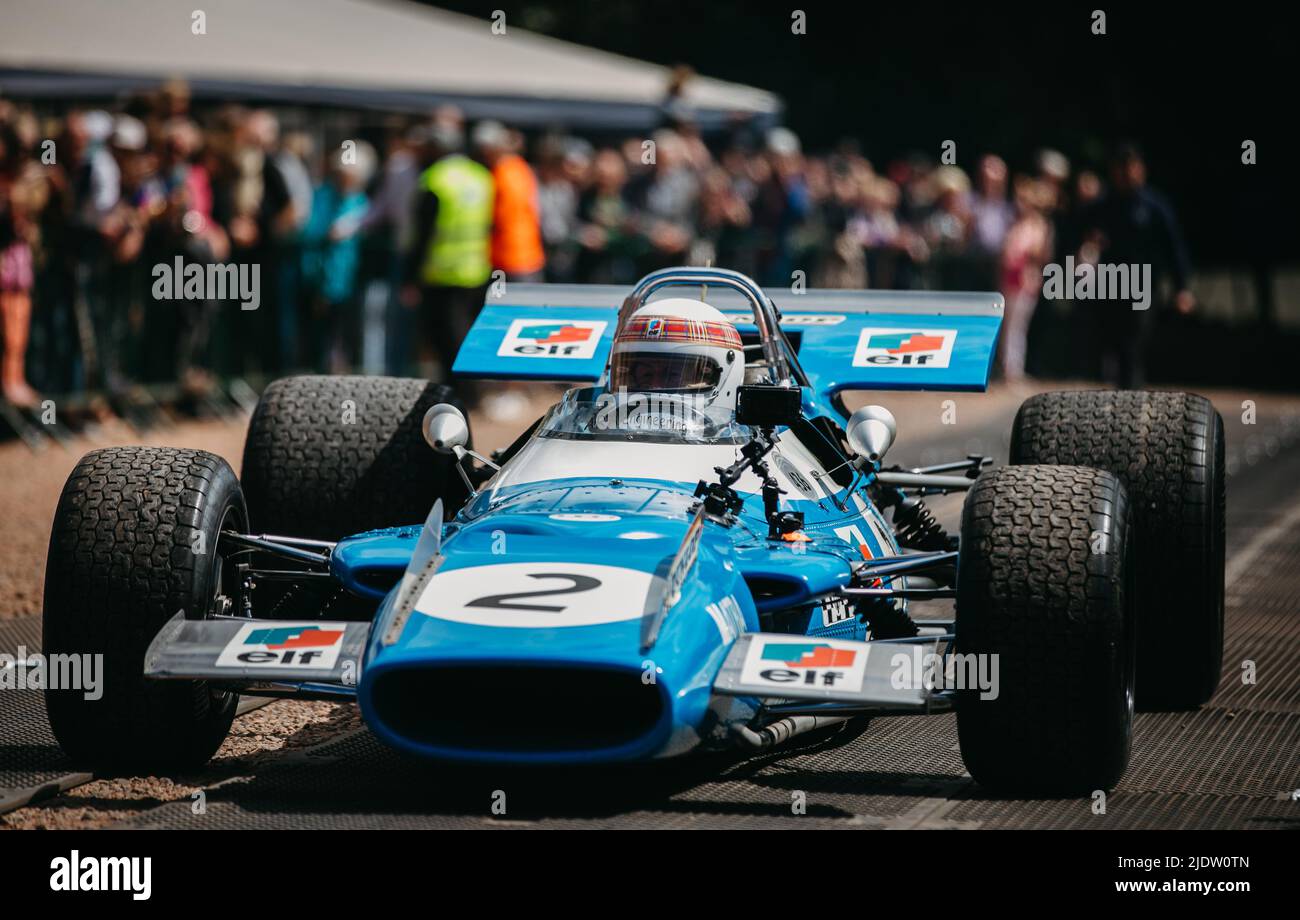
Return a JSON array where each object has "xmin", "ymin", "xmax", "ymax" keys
[
  {"xmin": 323, "ymin": 279, "xmax": 1002, "ymax": 763},
  {"xmin": 341, "ymin": 472, "xmax": 879, "ymax": 763}
]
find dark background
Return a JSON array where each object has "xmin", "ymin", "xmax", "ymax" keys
[{"xmin": 433, "ymin": 1, "xmax": 1298, "ymax": 270}]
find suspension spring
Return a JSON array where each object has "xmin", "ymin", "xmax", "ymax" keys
[{"xmin": 892, "ymin": 497, "xmax": 950, "ymax": 551}]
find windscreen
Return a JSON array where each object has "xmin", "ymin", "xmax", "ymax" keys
[{"xmin": 539, "ymin": 386, "xmax": 750, "ymax": 445}]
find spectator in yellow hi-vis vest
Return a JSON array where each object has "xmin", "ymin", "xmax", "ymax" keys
[{"xmin": 401, "ymin": 122, "xmax": 494, "ymax": 393}]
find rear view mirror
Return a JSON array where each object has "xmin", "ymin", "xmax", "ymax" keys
[
  {"xmin": 736, "ymin": 385, "xmax": 802, "ymax": 428},
  {"xmin": 846, "ymin": 404, "xmax": 897, "ymax": 463},
  {"xmin": 422, "ymin": 404, "xmax": 470, "ymax": 455}
]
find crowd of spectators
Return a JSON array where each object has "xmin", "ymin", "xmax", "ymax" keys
[{"xmin": 0, "ymin": 79, "xmax": 1193, "ymax": 423}]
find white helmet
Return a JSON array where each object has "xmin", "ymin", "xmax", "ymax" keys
[{"xmin": 608, "ymin": 298, "xmax": 745, "ymax": 416}]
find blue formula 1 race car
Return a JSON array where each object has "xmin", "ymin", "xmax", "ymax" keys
[{"xmin": 42, "ymin": 267, "xmax": 1225, "ymax": 794}]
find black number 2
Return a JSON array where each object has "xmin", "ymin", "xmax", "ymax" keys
[{"xmin": 466, "ymin": 573, "xmax": 602, "ymax": 612}]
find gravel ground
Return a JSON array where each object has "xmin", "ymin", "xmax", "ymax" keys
[
  {"xmin": 2, "ymin": 700, "xmax": 362, "ymax": 829},
  {"xmin": 0, "ymin": 385, "xmax": 552, "ymax": 829}
]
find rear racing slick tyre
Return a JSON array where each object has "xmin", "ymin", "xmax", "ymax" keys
[
  {"xmin": 955, "ymin": 465, "xmax": 1136, "ymax": 794},
  {"xmin": 1010, "ymin": 390, "xmax": 1225, "ymax": 710},
  {"xmin": 240, "ymin": 375, "xmax": 472, "ymax": 541},
  {"xmin": 43, "ymin": 448, "xmax": 246, "ymax": 769}
]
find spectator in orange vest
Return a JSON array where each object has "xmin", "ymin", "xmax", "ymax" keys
[
  {"xmin": 471, "ymin": 121, "xmax": 547, "ymax": 423},
  {"xmin": 473, "ymin": 121, "xmax": 545, "ymax": 282}
]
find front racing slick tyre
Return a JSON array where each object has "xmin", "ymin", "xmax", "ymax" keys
[
  {"xmin": 240, "ymin": 375, "xmax": 472, "ymax": 541},
  {"xmin": 955, "ymin": 465, "xmax": 1136, "ymax": 794},
  {"xmin": 1010, "ymin": 390, "xmax": 1225, "ymax": 709},
  {"xmin": 43, "ymin": 448, "xmax": 245, "ymax": 770}
]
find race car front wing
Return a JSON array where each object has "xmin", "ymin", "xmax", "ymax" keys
[
  {"xmin": 712, "ymin": 630, "xmax": 952, "ymax": 712},
  {"xmin": 144, "ymin": 611, "xmax": 368, "ymax": 698}
]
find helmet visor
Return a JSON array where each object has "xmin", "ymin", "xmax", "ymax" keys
[{"xmin": 610, "ymin": 351, "xmax": 722, "ymax": 393}]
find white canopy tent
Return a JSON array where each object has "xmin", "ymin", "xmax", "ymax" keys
[{"xmin": 0, "ymin": 0, "xmax": 781, "ymax": 130}]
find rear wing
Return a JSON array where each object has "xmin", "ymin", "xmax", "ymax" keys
[
  {"xmin": 452, "ymin": 282, "xmax": 1003, "ymax": 401},
  {"xmin": 452, "ymin": 284, "xmax": 624, "ymax": 383}
]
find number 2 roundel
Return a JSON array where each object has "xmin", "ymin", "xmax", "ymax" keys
[{"xmin": 414, "ymin": 562, "xmax": 655, "ymax": 628}]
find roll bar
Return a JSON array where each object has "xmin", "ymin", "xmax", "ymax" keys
[{"xmin": 609, "ymin": 267, "xmax": 794, "ymax": 385}]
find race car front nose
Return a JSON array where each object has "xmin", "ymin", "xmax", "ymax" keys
[{"xmin": 360, "ymin": 661, "xmax": 673, "ymax": 764}]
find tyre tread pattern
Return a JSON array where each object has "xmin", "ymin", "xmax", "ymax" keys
[
  {"xmin": 957, "ymin": 464, "xmax": 1133, "ymax": 793},
  {"xmin": 43, "ymin": 447, "xmax": 242, "ymax": 767},
  {"xmin": 240, "ymin": 375, "xmax": 468, "ymax": 540},
  {"xmin": 1010, "ymin": 390, "xmax": 1224, "ymax": 707}
]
